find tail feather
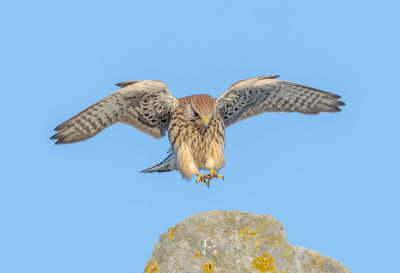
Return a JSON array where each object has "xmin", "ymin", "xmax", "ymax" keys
[{"xmin": 141, "ymin": 153, "xmax": 175, "ymax": 173}]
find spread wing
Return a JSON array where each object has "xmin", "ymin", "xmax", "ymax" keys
[
  {"xmin": 51, "ymin": 80, "xmax": 178, "ymax": 144},
  {"xmin": 216, "ymin": 75, "xmax": 345, "ymax": 127}
]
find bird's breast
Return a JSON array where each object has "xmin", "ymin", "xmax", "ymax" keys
[{"xmin": 168, "ymin": 113, "xmax": 225, "ymax": 169}]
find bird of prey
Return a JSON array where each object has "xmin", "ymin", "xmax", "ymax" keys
[{"xmin": 51, "ymin": 75, "xmax": 344, "ymax": 186}]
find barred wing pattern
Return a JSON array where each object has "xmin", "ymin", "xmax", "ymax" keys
[
  {"xmin": 216, "ymin": 75, "xmax": 345, "ymax": 127},
  {"xmin": 51, "ymin": 80, "xmax": 178, "ymax": 144}
]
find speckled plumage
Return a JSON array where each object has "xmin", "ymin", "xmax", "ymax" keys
[
  {"xmin": 51, "ymin": 75, "xmax": 344, "ymax": 183},
  {"xmin": 167, "ymin": 95, "xmax": 225, "ymax": 179}
]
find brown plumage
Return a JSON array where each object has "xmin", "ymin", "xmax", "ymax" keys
[
  {"xmin": 167, "ymin": 95, "xmax": 225, "ymax": 180},
  {"xmin": 51, "ymin": 75, "xmax": 344, "ymax": 185}
]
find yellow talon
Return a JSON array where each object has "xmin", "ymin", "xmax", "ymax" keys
[
  {"xmin": 196, "ymin": 172, "xmax": 210, "ymax": 187},
  {"xmin": 196, "ymin": 170, "xmax": 223, "ymax": 187},
  {"xmin": 210, "ymin": 169, "xmax": 224, "ymax": 180}
]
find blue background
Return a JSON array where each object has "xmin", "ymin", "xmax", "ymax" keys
[{"xmin": 1, "ymin": 1, "xmax": 399, "ymax": 272}]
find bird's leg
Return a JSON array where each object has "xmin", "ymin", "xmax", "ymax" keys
[
  {"xmin": 196, "ymin": 171, "xmax": 210, "ymax": 187},
  {"xmin": 208, "ymin": 169, "xmax": 224, "ymax": 182}
]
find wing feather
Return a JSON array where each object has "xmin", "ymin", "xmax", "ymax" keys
[
  {"xmin": 51, "ymin": 80, "xmax": 178, "ymax": 144},
  {"xmin": 216, "ymin": 76, "xmax": 345, "ymax": 127}
]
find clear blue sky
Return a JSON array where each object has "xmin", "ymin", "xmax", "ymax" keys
[{"xmin": 1, "ymin": 1, "xmax": 399, "ymax": 272}]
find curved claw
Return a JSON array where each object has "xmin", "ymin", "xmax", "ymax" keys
[
  {"xmin": 195, "ymin": 170, "xmax": 223, "ymax": 187},
  {"xmin": 210, "ymin": 169, "xmax": 224, "ymax": 180},
  {"xmin": 196, "ymin": 172, "xmax": 210, "ymax": 187}
]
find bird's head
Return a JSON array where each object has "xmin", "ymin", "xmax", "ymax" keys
[{"xmin": 187, "ymin": 94, "xmax": 216, "ymax": 127}]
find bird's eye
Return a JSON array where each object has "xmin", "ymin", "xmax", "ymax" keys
[{"xmin": 193, "ymin": 111, "xmax": 200, "ymax": 118}]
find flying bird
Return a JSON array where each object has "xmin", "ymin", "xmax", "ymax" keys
[{"xmin": 51, "ymin": 75, "xmax": 344, "ymax": 186}]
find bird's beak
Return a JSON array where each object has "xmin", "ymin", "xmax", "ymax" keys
[{"xmin": 201, "ymin": 118, "xmax": 210, "ymax": 126}]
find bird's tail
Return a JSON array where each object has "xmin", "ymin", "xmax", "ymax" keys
[{"xmin": 140, "ymin": 153, "xmax": 175, "ymax": 173}]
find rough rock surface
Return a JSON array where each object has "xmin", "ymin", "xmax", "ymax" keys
[{"xmin": 144, "ymin": 211, "xmax": 352, "ymax": 273}]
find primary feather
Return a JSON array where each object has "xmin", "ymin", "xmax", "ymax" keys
[
  {"xmin": 51, "ymin": 80, "xmax": 178, "ymax": 144},
  {"xmin": 217, "ymin": 75, "xmax": 344, "ymax": 127}
]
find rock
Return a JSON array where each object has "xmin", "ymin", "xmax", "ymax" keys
[{"xmin": 144, "ymin": 210, "xmax": 352, "ymax": 273}]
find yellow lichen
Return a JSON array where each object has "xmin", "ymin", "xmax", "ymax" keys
[
  {"xmin": 144, "ymin": 261, "xmax": 159, "ymax": 273},
  {"xmin": 252, "ymin": 253, "xmax": 286, "ymax": 273},
  {"xmin": 252, "ymin": 253, "xmax": 275, "ymax": 272},
  {"xmin": 306, "ymin": 253, "xmax": 326, "ymax": 271},
  {"xmin": 167, "ymin": 224, "xmax": 179, "ymax": 240},
  {"xmin": 201, "ymin": 262, "xmax": 215, "ymax": 273},
  {"xmin": 238, "ymin": 226, "xmax": 258, "ymax": 241},
  {"xmin": 254, "ymin": 238, "xmax": 263, "ymax": 251},
  {"xmin": 193, "ymin": 251, "xmax": 201, "ymax": 258}
]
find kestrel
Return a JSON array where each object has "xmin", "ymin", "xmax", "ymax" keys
[{"xmin": 51, "ymin": 75, "xmax": 344, "ymax": 186}]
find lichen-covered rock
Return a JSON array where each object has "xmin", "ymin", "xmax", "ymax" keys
[{"xmin": 145, "ymin": 211, "xmax": 352, "ymax": 273}]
